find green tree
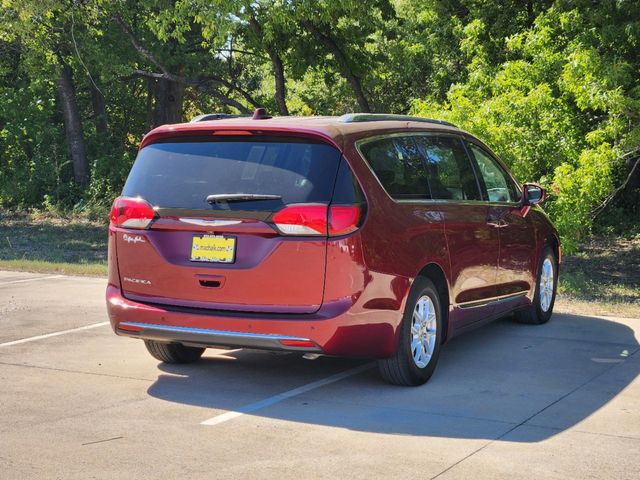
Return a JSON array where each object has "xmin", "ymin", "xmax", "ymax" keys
[
  {"xmin": 413, "ymin": 0, "xmax": 640, "ymax": 250},
  {"xmin": 0, "ymin": 0, "xmax": 638, "ymax": 247}
]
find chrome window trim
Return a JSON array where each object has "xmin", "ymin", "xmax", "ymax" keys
[
  {"xmin": 394, "ymin": 198, "xmax": 522, "ymax": 208},
  {"xmin": 354, "ymin": 131, "xmax": 522, "ymax": 207}
]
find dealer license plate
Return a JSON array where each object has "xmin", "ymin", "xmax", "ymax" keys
[{"xmin": 190, "ymin": 235, "xmax": 236, "ymax": 263}]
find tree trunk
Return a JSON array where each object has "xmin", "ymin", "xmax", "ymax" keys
[
  {"xmin": 248, "ymin": 14, "xmax": 289, "ymax": 115},
  {"xmin": 526, "ymin": 0, "xmax": 535, "ymax": 27},
  {"xmin": 145, "ymin": 77, "xmax": 154, "ymax": 132},
  {"xmin": 90, "ymin": 83, "xmax": 108, "ymax": 137},
  {"xmin": 56, "ymin": 61, "xmax": 89, "ymax": 186},
  {"xmin": 152, "ymin": 78, "xmax": 185, "ymax": 127},
  {"xmin": 269, "ymin": 52, "xmax": 289, "ymax": 116},
  {"xmin": 301, "ymin": 19, "xmax": 371, "ymax": 112},
  {"xmin": 622, "ymin": 155, "xmax": 640, "ymax": 212}
]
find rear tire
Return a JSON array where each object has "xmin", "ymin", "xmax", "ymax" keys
[
  {"xmin": 378, "ymin": 277, "xmax": 443, "ymax": 386},
  {"xmin": 514, "ymin": 246, "xmax": 557, "ymax": 325},
  {"xmin": 144, "ymin": 340, "xmax": 205, "ymax": 363}
]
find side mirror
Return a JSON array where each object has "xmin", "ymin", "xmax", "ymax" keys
[{"xmin": 523, "ymin": 183, "xmax": 545, "ymax": 205}]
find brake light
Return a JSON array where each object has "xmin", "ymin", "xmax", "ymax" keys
[
  {"xmin": 212, "ymin": 130, "xmax": 253, "ymax": 135},
  {"xmin": 109, "ymin": 196, "xmax": 157, "ymax": 229},
  {"xmin": 272, "ymin": 204, "xmax": 361, "ymax": 237}
]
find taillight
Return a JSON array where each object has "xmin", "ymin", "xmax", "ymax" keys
[
  {"xmin": 272, "ymin": 204, "xmax": 362, "ymax": 237},
  {"xmin": 272, "ymin": 204, "xmax": 327, "ymax": 235},
  {"xmin": 109, "ymin": 196, "xmax": 157, "ymax": 229},
  {"xmin": 329, "ymin": 206, "xmax": 361, "ymax": 236}
]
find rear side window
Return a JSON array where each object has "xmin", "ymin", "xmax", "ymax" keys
[
  {"xmin": 123, "ymin": 137, "xmax": 342, "ymax": 211},
  {"xmin": 359, "ymin": 134, "xmax": 481, "ymax": 201},
  {"xmin": 358, "ymin": 136, "xmax": 429, "ymax": 199},
  {"xmin": 415, "ymin": 136, "xmax": 481, "ymax": 201}
]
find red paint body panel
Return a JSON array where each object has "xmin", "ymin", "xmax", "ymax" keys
[
  {"xmin": 106, "ymin": 116, "xmax": 559, "ymax": 359},
  {"xmin": 107, "ymin": 283, "xmax": 397, "ymax": 357},
  {"xmin": 114, "ymin": 219, "xmax": 327, "ymax": 314}
]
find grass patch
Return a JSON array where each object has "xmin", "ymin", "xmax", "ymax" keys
[
  {"xmin": 0, "ymin": 258, "xmax": 107, "ymax": 276},
  {"xmin": 556, "ymin": 236, "xmax": 640, "ymax": 317},
  {"xmin": 0, "ymin": 213, "xmax": 107, "ymax": 277},
  {"xmin": 0, "ymin": 213, "xmax": 638, "ymax": 316}
]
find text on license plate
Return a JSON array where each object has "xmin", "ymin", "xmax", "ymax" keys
[{"xmin": 190, "ymin": 235, "xmax": 236, "ymax": 263}]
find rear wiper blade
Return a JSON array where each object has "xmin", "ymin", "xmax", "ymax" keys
[{"xmin": 206, "ymin": 193, "xmax": 282, "ymax": 204}]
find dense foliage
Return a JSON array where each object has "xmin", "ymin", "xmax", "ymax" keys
[{"xmin": 1, "ymin": 0, "xmax": 639, "ymax": 250}]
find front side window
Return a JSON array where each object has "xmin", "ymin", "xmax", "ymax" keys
[{"xmin": 467, "ymin": 143, "xmax": 521, "ymax": 203}]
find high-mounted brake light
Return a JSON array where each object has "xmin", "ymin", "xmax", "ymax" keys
[
  {"xmin": 272, "ymin": 204, "xmax": 362, "ymax": 237},
  {"xmin": 212, "ymin": 130, "xmax": 253, "ymax": 135},
  {"xmin": 109, "ymin": 196, "xmax": 157, "ymax": 229}
]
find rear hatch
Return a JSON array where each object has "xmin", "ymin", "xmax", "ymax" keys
[{"xmin": 113, "ymin": 134, "xmax": 353, "ymax": 314}]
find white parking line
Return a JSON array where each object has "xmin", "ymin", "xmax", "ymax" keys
[
  {"xmin": 0, "ymin": 322, "xmax": 110, "ymax": 348},
  {"xmin": 0, "ymin": 274, "xmax": 64, "ymax": 286},
  {"xmin": 201, "ymin": 362, "xmax": 374, "ymax": 426}
]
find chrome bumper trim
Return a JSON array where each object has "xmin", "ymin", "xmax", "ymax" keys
[{"xmin": 117, "ymin": 322, "xmax": 321, "ymax": 352}]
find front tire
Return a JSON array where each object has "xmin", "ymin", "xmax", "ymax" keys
[
  {"xmin": 144, "ymin": 340, "xmax": 205, "ymax": 363},
  {"xmin": 515, "ymin": 245, "xmax": 558, "ymax": 325},
  {"xmin": 378, "ymin": 277, "xmax": 443, "ymax": 386}
]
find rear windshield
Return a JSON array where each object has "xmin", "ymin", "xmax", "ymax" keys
[{"xmin": 122, "ymin": 137, "xmax": 342, "ymax": 211}]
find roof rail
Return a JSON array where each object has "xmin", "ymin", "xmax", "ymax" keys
[
  {"xmin": 190, "ymin": 113, "xmax": 247, "ymax": 122},
  {"xmin": 338, "ymin": 113, "xmax": 457, "ymax": 128}
]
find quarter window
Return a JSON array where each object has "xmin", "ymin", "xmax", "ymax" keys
[{"xmin": 467, "ymin": 143, "xmax": 521, "ymax": 203}]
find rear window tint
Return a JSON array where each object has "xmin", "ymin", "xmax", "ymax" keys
[
  {"xmin": 123, "ymin": 137, "xmax": 342, "ymax": 210},
  {"xmin": 359, "ymin": 136, "xmax": 430, "ymax": 200},
  {"xmin": 360, "ymin": 134, "xmax": 482, "ymax": 201},
  {"xmin": 415, "ymin": 136, "xmax": 481, "ymax": 201},
  {"xmin": 331, "ymin": 157, "xmax": 366, "ymax": 205}
]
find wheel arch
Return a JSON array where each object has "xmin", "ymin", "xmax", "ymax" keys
[
  {"xmin": 545, "ymin": 233, "xmax": 561, "ymax": 266},
  {"xmin": 416, "ymin": 262, "xmax": 450, "ymax": 343}
]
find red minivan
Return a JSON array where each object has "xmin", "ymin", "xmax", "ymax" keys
[{"xmin": 107, "ymin": 112, "xmax": 560, "ymax": 386}]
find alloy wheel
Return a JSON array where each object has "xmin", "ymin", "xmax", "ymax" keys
[
  {"xmin": 539, "ymin": 258, "xmax": 554, "ymax": 312},
  {"xmin": 410, "ymin": 295, "xmax": 438, "ymax": 368}
]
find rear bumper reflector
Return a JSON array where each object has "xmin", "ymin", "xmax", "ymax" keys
[{"xmin": 278, "ymin": 339, "xmax": 318, "ymax": 348}]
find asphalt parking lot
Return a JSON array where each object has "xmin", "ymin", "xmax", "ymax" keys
[{"xmin": 1, "ymin": 270, "xmax": 639, "ymax": 479}]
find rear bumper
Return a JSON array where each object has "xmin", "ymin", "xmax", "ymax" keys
[
  {"xmin": 106, "ymin": 285, "xmax": 399, "ymax": 357},
  {"xmin": 117, "ymin": 322, "xmax": 322, "ymax": 352}
]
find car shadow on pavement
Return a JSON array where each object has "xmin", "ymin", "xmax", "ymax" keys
[{"xmin": 146, "ymin": 313, "xmax": 639, "ymax": 441}]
